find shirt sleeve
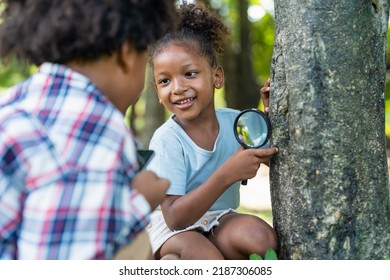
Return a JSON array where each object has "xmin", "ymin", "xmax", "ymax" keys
[{"xmin": 147, "ymin": 131, "xmax": 187, "ymax": 196}]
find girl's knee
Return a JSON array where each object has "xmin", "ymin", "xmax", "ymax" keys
[
  {"xmin": 231, "ymin": 215, "xmax": 278, "ymax": 256},
  {"xmin": 248, "ymin": 220, "xmax": 278, "ymax": 256},
  {"xmin": 211, "ymin": 214, "xmax": 277, "ymax": 259},
  {"xmin": 263, "ymin": 226, "xmax": 278, "ymax": 251}
]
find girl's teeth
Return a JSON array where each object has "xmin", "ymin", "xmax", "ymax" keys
[{"xmin": 177, "ymin": 98, "xmax": 193, "ymax": 104}]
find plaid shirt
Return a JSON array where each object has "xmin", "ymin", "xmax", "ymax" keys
[{"xmin": 0, "ymin": 63, "xmax": 150, "ymax": 259}]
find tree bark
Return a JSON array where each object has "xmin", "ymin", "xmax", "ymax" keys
[{"xmin": 270, "ymin": 0, "xmax": 390, "ymax": 259}]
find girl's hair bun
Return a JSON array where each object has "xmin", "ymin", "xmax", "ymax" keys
[{"xmin": 178, "ymin": 2, "xmax": 229, "ymax": 55}]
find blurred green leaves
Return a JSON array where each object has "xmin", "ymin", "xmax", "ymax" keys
[
  {"xmin": 1, "ymin": 0, "xmax": 390, "ymax": 142},
  {"xmin": 0, "ymin": 58, "xmax": 37, "ymax": 94}
]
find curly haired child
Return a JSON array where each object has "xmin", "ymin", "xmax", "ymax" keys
[
  {"xmin": 0, "ymin": 0, "xmax": 176, "ymax": 259},
  {"xmin": 146, "ymin": 2, "xmax": 278, "ymax": 260}
]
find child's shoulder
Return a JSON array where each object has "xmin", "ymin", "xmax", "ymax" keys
[
  {"xmin": 217, "ymin": 107, "xmax": 239, "ymax": 114},
  {"xmin": 216, "ymin": 107, "xmax": 240, "ymax": 118},
  {"xmin": 151, "ymin": 116, "xmax": 178, "ymax": 138}
]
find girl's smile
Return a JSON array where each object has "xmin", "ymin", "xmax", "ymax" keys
[{"xmin": 173, "ymin": 97, "xmax": 196, "ymax": 109}]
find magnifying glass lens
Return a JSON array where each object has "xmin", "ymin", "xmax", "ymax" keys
[
  {"xmin": 233, "ymin": 109, "xmax": 271, "ymax": 186},
  {"xmin": 234, "ymin": 109, "xmax": 270, "ymax": 149}
]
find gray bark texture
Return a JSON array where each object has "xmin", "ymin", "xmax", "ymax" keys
[{"xmin": 270, "ymin": 0, "xmax": 390, "ymax": 259}]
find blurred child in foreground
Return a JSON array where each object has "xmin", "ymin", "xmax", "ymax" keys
[{"xmin": 0, "ymin": 0, "xmax": 177, "ymax": 259}]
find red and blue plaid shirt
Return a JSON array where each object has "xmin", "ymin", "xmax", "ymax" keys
[{"xmin": 0, "ymin": 63, "xmax": 150, "ymax": 259}]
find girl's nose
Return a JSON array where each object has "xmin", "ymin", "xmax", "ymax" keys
[{"xmin": 171, "ymin": 78, "xmax": 184, "ymax": 95}]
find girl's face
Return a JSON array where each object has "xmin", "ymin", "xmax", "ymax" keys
[{"xmin": 153, "ymin": 43, "xmax": 223, "ymax": 124}]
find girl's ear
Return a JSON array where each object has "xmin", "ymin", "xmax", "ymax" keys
[{"xmin": 214, "ymin": 65, "xmax": 224, "ymax": 89}]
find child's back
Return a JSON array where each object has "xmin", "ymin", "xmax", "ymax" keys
[{"xmin": 0, "ymin": 0, "xmax": 177, "ymax": 260}]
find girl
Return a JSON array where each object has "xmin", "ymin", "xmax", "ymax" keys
[{"xmin": 147, "ymin": 2, "xmax": 278, "ymax": 260}]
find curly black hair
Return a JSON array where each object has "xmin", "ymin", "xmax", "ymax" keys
[
  {"xmin": 149, "ymin": 1, "xmax": 229, "ymax": 68},
  {"xmin": 0, "ymin": 0, "xmax": 178, "ymax": 65}
]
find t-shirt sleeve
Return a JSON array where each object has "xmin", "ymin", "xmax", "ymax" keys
[{"xmin": 147, "ymin": 132, "xmax": 187, "ymax": 196}]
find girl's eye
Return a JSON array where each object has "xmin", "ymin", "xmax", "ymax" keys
[
  {"xmin": 158, "ymin": 78, "xmax": 170, "ymax": 85},
  {"xmin": 185, "ymin": 71, "xmax": 197, "ymax": 77}
]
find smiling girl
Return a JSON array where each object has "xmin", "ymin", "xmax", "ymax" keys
[{"xmin": 146, "ymin": 2, "xmax": 278, "ymax": 260}]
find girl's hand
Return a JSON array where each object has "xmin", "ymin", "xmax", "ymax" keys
[
  {"xmin": 260, "ymin": 78, "xmax": 270, "ymax": 116},
  {"xmin": 132, "ymin": 170, "xmax": 170, "ymax": 211},
  {"xmin": 222, "ymin": 146, "xmax": 278, "ymax": 183}
]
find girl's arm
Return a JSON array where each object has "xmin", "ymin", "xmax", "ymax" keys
[{"xmin": 161, "ymin": 146, "xmax": 278, "ymax": 230}]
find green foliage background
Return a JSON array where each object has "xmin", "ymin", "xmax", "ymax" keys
[
  {"xmin": 0, "ymin": 59, "xmax": 37, "ymax": 93},
  {"xmin": 1, "ymin": 0, "xmax": 389, "ymax": 143}
]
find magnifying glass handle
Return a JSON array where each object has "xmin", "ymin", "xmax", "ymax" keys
[{"xmin": 242, "ymin": 179, "xmax": 248, "ymax": 185}]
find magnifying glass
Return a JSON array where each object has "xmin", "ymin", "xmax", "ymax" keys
[{"xmin": 233, "ymin": 108, "xmax": 271, "ymax": 185}]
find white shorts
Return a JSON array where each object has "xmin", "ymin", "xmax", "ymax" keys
[{"xmin": 146, "ymin": 208, "xmax": 236, "ymax": 254}]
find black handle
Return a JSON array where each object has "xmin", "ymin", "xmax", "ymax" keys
[{"xmin": 241, "ymin": 179, "xmax": 247, "ymax": 185}]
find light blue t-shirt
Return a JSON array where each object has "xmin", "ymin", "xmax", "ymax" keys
[{"xmin": 147, "ymin": 108, "xmax": 241, "ymax": 211}]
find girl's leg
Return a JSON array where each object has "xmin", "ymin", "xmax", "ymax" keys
[
  {"xmin": 207, "ymin": 213, "xmax": 277, "ymax": 260},
  {"xmin": 156, "ymin": 230, "xmax": 225, "ymax": 260}
]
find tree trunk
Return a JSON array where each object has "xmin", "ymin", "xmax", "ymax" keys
[
  {"xmin": 223, "ymin": 0, "xmax": 259, "ymax": 110},
  {"xmin": 137, "ymin": 66, "xmax": 165, "ymax": 148},
  {"xmin": 270, "ymin": 0, "xmax": 390, "ymax": 259}
]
